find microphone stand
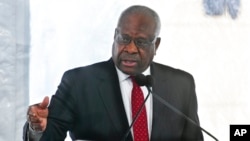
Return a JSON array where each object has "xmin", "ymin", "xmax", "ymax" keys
[{"xmin": 147, "ymin": 87, "xmax": 219, "ymax": 141}]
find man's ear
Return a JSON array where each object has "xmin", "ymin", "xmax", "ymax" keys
[
  {"xmin": 154, "ymin": 37, "xmax": 161, "ymax": 54},
  {"xmin": 114, "ymin": 28, "xmax": 118, "ymax": 39}
]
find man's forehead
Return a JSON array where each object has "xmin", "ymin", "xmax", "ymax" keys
[{"xmin": 117, "ymin": 19, "xmax": 157, "ymax": 37}]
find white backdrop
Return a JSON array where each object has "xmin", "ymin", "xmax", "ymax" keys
[
  {"xmin": 0, "ymin": 0, "xmax": 29, "ymax": 140},
  {"xmin": 29, "ymin": 0, "xmax": 250, "ymax": 141}
]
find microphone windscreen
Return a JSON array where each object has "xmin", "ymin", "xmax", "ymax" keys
[
  {"xmin": 145, "ymin": 75, "xmax": 153, "ymax": 87},
  {"xmin": 135, "ymin": 74, "xmax": 153, "ymax": 87}
]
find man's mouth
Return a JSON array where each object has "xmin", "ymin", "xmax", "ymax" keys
[{"xmin": 121, "ymin": 60, "xmax": 137, "ymax": 67}]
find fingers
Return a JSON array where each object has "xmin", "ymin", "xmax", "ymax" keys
[
  {"xmin": 27, "ymin": 113, "xmax": 44, "ymax": 132},
  {"xmin": 27, "ymin": 113, "xmax": 40, "ymax": 123},
  {"xmin": 30, "ymin": 122, "xmax": 43, "ymax": 131},
  {"xmin": 27, "ymin": 102, "xmax": 49, "ymax": 119},
  {"xmin": 28, "ymin": 96, "xmax": 49, "ymax": 111},
  {"xmin": 39, "ymin": 96, "xmax": 50, "ymax": 109},
  {"xmin": 37, "ymin": 107, "xmax": 49, "ymax": 118}
]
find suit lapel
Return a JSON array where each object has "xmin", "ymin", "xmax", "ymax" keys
[
  {"xmin": 150, "ymin": 62, "xmax": 187, "ymax": 140},
  {"xmin": 97, "ymin": 59, "xmax": 132, "ymax": 140},
  {"xmin": 150, "ymin": 62, "xmax": 170, "ymax": 140}
]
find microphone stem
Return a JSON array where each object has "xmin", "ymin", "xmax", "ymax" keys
[{"xmin": 152, "ymin": 93, "xmax": 219, "ymax": 141}]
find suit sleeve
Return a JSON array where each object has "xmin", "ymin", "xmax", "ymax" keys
[
  {"xmin": 40, "ymin": 71, "xmax": 77, "ymax": 141},
  {"xmin": 181, "ymin": 75, "xmax": 204, "ymax": 141},
  {"xmin": 23, "ymin": 122, "xmax": 29, "ymax": 141},
  {"xmin": 23, "ymin": 122, "xmax": 43, "ymax": 141}
]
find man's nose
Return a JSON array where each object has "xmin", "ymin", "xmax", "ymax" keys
[{"xmin": 124, "ymin": 40, "xmax": 138, "ymax": 54}]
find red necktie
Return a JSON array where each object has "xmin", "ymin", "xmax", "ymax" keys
[{"xmin": 131, "ymin": 76, "xmax": 149, "ymax": 141}]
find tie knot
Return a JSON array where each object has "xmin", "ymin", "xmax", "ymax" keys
[{"xmin": 130, "ymin": 76, "xmax": 137, "ymax": 85}]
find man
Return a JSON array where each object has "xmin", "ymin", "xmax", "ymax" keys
[{"xmin": 24, "ymin": 5, "xmax": 203, "ymax": 141}]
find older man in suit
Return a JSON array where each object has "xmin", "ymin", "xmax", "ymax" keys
[{"xmin": 24, "ymin": 5, "xmax": 203, "ymax": 141}]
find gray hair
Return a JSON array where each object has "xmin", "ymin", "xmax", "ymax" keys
[{"xmin": 117, "ymin": 5, "xmax": 161, "ymax": 36}]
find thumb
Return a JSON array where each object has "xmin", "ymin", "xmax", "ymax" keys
[{"xmin": 39, "ymin": 96, "xmax": 49, "ymax": 109}]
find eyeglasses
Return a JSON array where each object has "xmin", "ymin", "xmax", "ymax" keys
[{"xmin": 115, "ymin": 33, "xmax": 157, "ymax": 49}]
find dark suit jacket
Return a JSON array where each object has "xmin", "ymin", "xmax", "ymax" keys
[{"xmin": 27, "ymin": 59, "xmax": 203, "ymax": 141}]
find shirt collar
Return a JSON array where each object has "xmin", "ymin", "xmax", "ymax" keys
[{"xmin": 115, "ymin": 67, "xmax": 151, "ymax": 82}]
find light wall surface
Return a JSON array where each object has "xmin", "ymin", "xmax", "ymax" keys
[
  {"xmin": 28, "ymin": 0, "xmax": 250, "ymax": 141},
  {"xmin": 0, "ymin": 0, "xmax": 30, "ymax": 140}
]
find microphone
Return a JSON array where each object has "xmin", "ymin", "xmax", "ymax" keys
[
  {"xmin": 134, "ymin": 74, "xmax": 153, "ymax": 87},
  {"xmin": 136, "ymin": 74, "xmax": 219, "ymax": 141}
]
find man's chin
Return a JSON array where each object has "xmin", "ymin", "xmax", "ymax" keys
[{"xmin": 120, "ymin": 68, "xmax": 137, "ymax": 76}]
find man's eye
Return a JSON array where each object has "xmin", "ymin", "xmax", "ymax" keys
[
  {"xmin": 119, "ymin": 36, "xmax": 130, "ymax": 43},
  {"xmin": 136, "ymin": 39, "xmax": 150, "ymax": 46},
  {"xmin": 121, "ymin": 36, "xmax": 130, "ymax": 41}
]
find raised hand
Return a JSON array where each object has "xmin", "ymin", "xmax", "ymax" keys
[{"xmin": 27, "ymin": 96, "xmax": 49, "ymax": 132}]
